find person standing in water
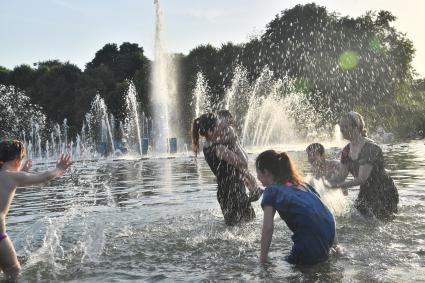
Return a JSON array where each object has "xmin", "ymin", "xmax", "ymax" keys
[
  {"xmin": 254, "ymin": 150, "xmax": 335, "ymax": 265},
  {"xmin": 192, "ymin": 113, "xmax": 260, "ymax": 226},
  {"xmin": 0, "ymin": 140, "xmax": 73, "ymax": 282},
  {"xmin": 329, "ymin": 111, "xmax": 399, "ymax": 220}
]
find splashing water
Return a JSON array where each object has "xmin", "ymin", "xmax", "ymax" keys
[
  {"xmin": 90, "ymin": 94, "xmax": 116, "ymax": 156},
  {"xmin": 7, "ymin": 142, "xmax": 425, "ymax": 282},
  {"xmin": 193, "ymin": 72, "xmax": 210, "ymax": 118},
  {"xmin": 151, "ymin": 0, "xmax": 179, "ymax": 152},
  {"xmin": 307, "ymin": 177, "xmax": 349, "ymax": 217},
  {"xmin": 125, "ymin": 82, "xmax": 143, "ymax": 156}
]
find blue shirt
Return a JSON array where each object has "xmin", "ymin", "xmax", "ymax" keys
[{"xmin": 261, "ymin": 183, "xmax": 336, "ymax": 265}]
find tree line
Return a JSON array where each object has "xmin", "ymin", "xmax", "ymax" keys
[{"xmin": 1, "ymin": 3, "xmax": 424, "ymax": 140}]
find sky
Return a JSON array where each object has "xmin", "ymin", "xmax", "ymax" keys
[{"xmin": 0, "ymin": 0, "xmax": 424, "ymax": 77}]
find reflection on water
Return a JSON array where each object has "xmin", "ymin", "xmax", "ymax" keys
[{"xmin": 5, "ymin": 141, "xmax": 425, "ymax": 282}]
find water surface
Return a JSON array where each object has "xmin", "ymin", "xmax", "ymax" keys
[{"xmin": 5, "ymin": 141, "xmax": 425, "ymax": 282}]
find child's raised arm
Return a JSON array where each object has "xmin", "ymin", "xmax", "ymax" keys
[{"xmin": 12, "ymin": 154, "xmax": 73, "ymax": 187}]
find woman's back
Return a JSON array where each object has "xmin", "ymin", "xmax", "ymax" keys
[{"xmin": 261, "ymin": 183, "xmax": 335, "ymax": 264}]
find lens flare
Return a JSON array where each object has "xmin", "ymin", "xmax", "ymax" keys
[
  {"xmin": 369, "ymin": 38, "xmax": 382, "ymax": 52},
  {"xmin": 338, "ymin": 50, "xmax": 359, "ymax": 70}
]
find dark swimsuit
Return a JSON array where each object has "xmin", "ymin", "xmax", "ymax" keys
[
  {"xmin": 341, "ymin": 141, "xmax": 399, "ymax": 220},
  {"xmin": 203, "ymin": 143, "xmax": 261, "ymax": 226},
  {"xmin": 0, "ymin": 233, "xmax": 7, "ymax": 242}
]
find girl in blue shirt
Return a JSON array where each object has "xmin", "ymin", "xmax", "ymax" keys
[{"xmin": 256, "ymin": 150, "xmax": 336, "ymax": 265}]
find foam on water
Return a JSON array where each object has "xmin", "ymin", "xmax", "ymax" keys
[{"xmin": 307, "ymin": 177, "xmax": 349, "ymax": 217}]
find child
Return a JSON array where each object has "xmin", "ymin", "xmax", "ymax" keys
[
  {"xmin": 306, "ymin": 143, "xmax": 339, "ymax": 181},
  {"xmin": 306, "ymin": 143, "xmax": 348, "ymax": 196},
  {"xmin": 0, "ymin": 140, "xmax": 73, "ymax": 282},
  {"xmin": 255, "ymin": 150, "xmax": 335, "ymax": 265}
]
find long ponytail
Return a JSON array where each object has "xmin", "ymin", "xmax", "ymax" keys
[
  {"xmin": 256, "ymin": 150, "xmax": 304, "ymax": 185},
  {"xmin": 191, "ymin": 113, "xmax": 217, "ymax": 154}
]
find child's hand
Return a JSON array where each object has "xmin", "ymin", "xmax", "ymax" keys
[
  {"xmin": 56, "ymin": 154, "xmax": 74, "ymax": 173},
  {"xmin": 21, "ymin": 159, "xmax": 33, "ymax": 172}
]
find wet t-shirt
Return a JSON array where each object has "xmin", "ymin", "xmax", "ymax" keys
[
  {"xmin": 341, "ymin": 141, "xmax": 398, "ymax": 220},
  {"xmin": 261, "ymin": 183, "xmax": 335, "ymax": 265}
]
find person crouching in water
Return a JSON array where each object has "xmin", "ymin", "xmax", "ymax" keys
[
  {"xmin": 256, "ymin": 150, "xmax": 335, "ymax": 265},
  {"xmin": 0, "ymin": 140, "xmax": 73, "ymax": 282}
]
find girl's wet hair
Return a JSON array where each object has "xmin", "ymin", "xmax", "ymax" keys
[
  {"xmin": 191, "ymin": 113, "xmax": 217, "ymax": 153},
  {"xmin": 256, "ymin": 149, "xmax": 304, "ymax": 185},
  {"xmin": 306, "ymin": 143, "xmax": 325, "ymax": 156},
  {"xmin": 217, "ymin": 109, "xmax": 234, "ymax": 126},
  {"xmin": 346, "ymin": 111, "xmax": 368, "ymax": 137},
  {"xmin": 0, "ymin": 140, "xmax": 25, "ymax": 168}
]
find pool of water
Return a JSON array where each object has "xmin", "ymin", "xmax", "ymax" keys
[{"xmin": 5, "ymin": 140, "xmax": 425, "ymax": 282}]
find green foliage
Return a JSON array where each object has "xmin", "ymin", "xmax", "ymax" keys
[
  {"xmin": 0, "ymin": 4, "xmax": 422, "ymax": 139},
  {"xmin": 180, "ymin": 3, "xmax": 420, "ymax": 137},
  {"xmin": 358, "ymin": 80, "xmax": 425, "ymax": 138},
  {"xmin": 0, "ymin": 43, "xmax": 150, "ymax": 137}
]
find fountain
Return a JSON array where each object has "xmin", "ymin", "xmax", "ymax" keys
[
  {"xmin": 0, "ymin": 2, "xmax": 341, "ymax": 160},
  {"xmin": 1, "ymin": 3, "xmax": 423, "ymax": 282},
  {"xmin": 125, "ymin": 82, "xmax": 143, "ymax": 156},
  {"xmin": 150, "ymin": 0, "xmax": 182, "ymax": 154},
  {"xmin": 193, "ymin": 72, "xmax": 210, "ymax": 118},
  {"xmin": 89, "ymin": 94, "xmax": 116, "ymax": 157}
]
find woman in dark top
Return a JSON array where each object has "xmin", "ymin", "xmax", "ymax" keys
[
  {"xmin": 192, "ymin": 113, "xmax": 260, "ymax": 226},
  {"xmin": 330, "ymin": 111, "xmax": 398, "ymax": 220}
]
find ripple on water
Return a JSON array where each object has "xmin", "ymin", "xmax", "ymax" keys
[{"xmin": 3, "ymin": 141, "xmax": 425, "ymax": 282}]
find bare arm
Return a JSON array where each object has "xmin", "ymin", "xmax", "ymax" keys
[
  {"xmin": 235, "ymin": 142, "xmax": 248, "ymax": 163},
  {"xmin": 243, "ymin": 171, "xmax": 259, "ymax": 194},
  {"xmin": 333, "ymin": 164, "xmax": 373, "ymax": 189},
  {"xmin": 243, "ymin": 171, "xmax": 263, "ymax": 202},
  {"xmin": 215, "ymin": 145, "xmax": 248, "ymax": 169},
  {"xmin": 12, "ymin": 169, "xmax": 64, "ymax": 187},
  {"xmin": 328, "ymin": 163, "xmax": 349, "ymax": 185},
  {"xmin": 260, "ymin": 205, "xmax": 276, "ymax": 263},
  {"xmin": 12, "ymin": 154, "xmax": 73, "ymax": 187}
]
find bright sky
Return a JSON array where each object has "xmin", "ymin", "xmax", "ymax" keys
[{"xmin": 0, "ymin": 0, "xmax": 424, "ymax": 77}]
